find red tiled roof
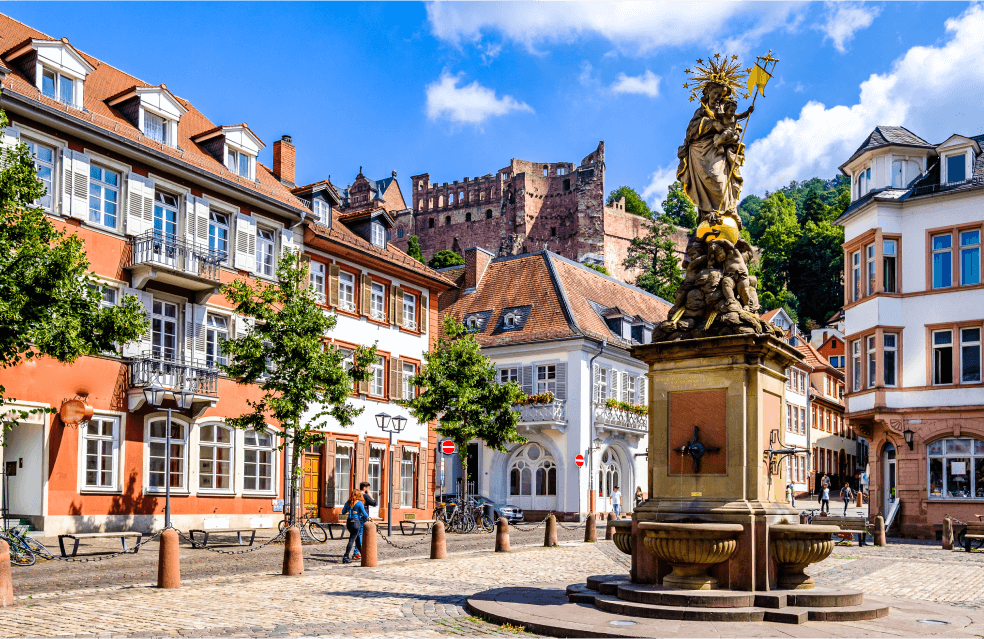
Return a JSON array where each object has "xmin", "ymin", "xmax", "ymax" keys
[
  {"xmin": 759, "ymin": 308, "xmax": 781, "ymax": 322},
  {"xmin": 0, "ymin": 14, "xmax": 306, "ymax": 214},
  {"xmin": 795, "ymin": 342, "xmax": 840, "ymax": 375}
]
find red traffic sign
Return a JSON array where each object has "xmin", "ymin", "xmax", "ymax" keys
[
  {"xmin": 441, "ymin": 440, "xmax": 456, "ymax": 455},
  {"xmin": 575, "ymin": 453, "xmax": 585, "ymax": 468}
]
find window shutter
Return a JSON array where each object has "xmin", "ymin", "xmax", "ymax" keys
[
  {"xmin": 280, "ymin": 227, "xmax": 295, "ymax": 257},
  {"xmin": 324, "ymin": 439, "xmax": 336, "ymax": 508},
  {"xmin": 394, "ymin": 287, "xmax": 404, "ymax": 326},
  {"xmin": 234, "ymin": 213, "xmax": 256, "ymax": 271},
  {"xmin": 361, "ymin": 274, "xmax": 372, "ymax": 316},
  {"xmin": 0, "ymin": 127, "xmax": 20, "ymax": 170},
  {"xmin": 60, "ymin": 149, "xmax": 89, "ymax": 219},
  {"xmin": 122, "ymin": 287, "xmax": 153, "ymax": 357},
  {"xmin": 193, "ymin": 305, "xmax": 208, "ymax": 362},
  {"xmin": 356, "ymin": 441, "xmax": 367, "ymax": 490},
  {"xmin": 555, "ymin": 362, "xmax": 567, "ymax": 400},
  {"xmin": 328, "ymin": 264, "xmax": 340, "ymax": 307},
  {"xmin": 416, "ymin": 449, "xmax": 427, "ymax": 509},
  {"xmin": 389, "ymin": 285, "xmax": 397, "ymax": 325},
  {"xmin": 420, "ymin": 296, "xmax": 428, "ymax": 334},
  {"xmin": 390, "ymin": 357, "xmax": 402, "ymax": 401},
  {"xmin": 621, "ymin": 372, "xmax": 630, "ymax": 402},
  {"xmin": 522, "ymin": 365, "xmax": 533, "ymax": 395},
  {"xmin": 358, "ymin": 372, "xmax": 370, "ymax": 396},
  {"xmin": 194, "ymin": 197, "xmax": 210, "ymax": 248},
  {"xmin": 60, "ymin": 148, "xmax": 74, "ymax": 218},
  {"xmin": 610, "ymin": 369, "xmax": 619, "ymax": 400},
  {"xmin": 140, "ymin": 175, "xmax": 154, "ymax": 231},
  {"xmin": 184, "ymin": 196, "xmax": 198, "ymax": 249},
  {"xmin": 638, "ymin": 375, "xmax": 647, "ymax": 406},
  {"xmin": 592, "ymin": 364, "xmax": 601, "ymax": 404}
]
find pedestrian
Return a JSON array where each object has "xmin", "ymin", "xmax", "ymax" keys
[
  {"xmin": 820, "ymin": 486, "xmax": 830, "ymax": 514},
  {"xmin": 340, "ymin": 490, "xmax": 369, "ymax": 564},
  {"xmin": 787, "ymin": 482, "xmax": 796, "ymax": 508},
  {"xmin": 358, "ymin": 481, "xmax": 377, "ymax": 552},
  {"xmin": 634, "ymin": 486, "xmax": 644, "ymax": 509},
  {"xmin": 611, "ymin": 485, "xmax": 622, "ymax": 518},
  {"xmin": 819, "ymin": 473, "xmax": 830, "ymax": 503},
  {"xmin": 840, "ymin": 484, "xmax": 854, "ymax": 516}
]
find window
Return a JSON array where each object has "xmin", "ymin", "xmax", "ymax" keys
[
  {"xmin": 866, "ymin": 335, "xmax": 876, "ymax": 388},
  {"xmin": 933, "ymin": 330, "xmax": 954, "ymax": 385},
  {"xmin": 226, "ymin": 148, "xmax": 251, "ymax": 178},
  {"xmin": 883, "ymin": 240, "xmax": 897, "ymax": 293},
  {"xmin": 256, "ymin": 227, "xmax": 276, "ymax": 277},
  {"xmin": 428, "ymin": 218, "xmax": 435, "ymax": 229},
  {"xmin": 961, "ymin": 328, "xmax": 982, "ymax": 384},
  {"xmin": 243, "ymin": 429, "xmax": 275, "ymax": 492},
  {"xmin": 933, "ymin": 234, "xmax": 952, "ymax": 289},
  {"xmin": 625, "ymin": 375, "xmax": 636, "ymax": 404},
  {"xmin": 309, "ymin": 262, "xmax": 326, "ymax": 304},
  {"xmin": 153, "ymin": 191, "xmax": 178, "ymax": 239},
  {"xmin": 400, "ymin": 448, "xmax": 417, "ymax": 508},
  {"xmin": 543, "ymin": 166, "xmax": 548, "ymax": 177},
  {"xmin": 881, "ymin": 334, "xmax": 897, "ymax": 387},
  {"xmin": 370, "ymin": 356, "xmax": 385, "ymax": 397},
  {"xmin": 927, "ymin": 438, "xmax": 984, "ymax": 499},
  {"xmin": 557, "ymin": 167, "xmax": 565, "ymax": 176},
  {"xmin": 500, "ymin": 368, "xmax": 518, "ymax": 384},
  {"xmin": 851, "ymin": 251, "xmax": 861, "ymax": 301},
  {"xmin": 866, "ymin": 244, "xmax": 876, "ymax": 296},
  {"xmin": 208, "ymin": 210, "xmax": 229, "ymax": 258},
  {"xmin": 368, "ymin": 446, "xmax": 383, "ymax": 504},
  {"xmin": 198, "ymin": 424, "xmax": 233, "ymax": 491},
  {"xmin": 594, "ymin": 366, "xmax": 608, "ymax": 403},
  {"xmin": 892, "ymin": 160, "xmax": 904, "ymax": 188},
  {"xmin": 960, "ymin": 230, "xmax": 980, "ymax": 286},
  {"xmin": 550, "ymin": 227, "xmax": 557, "ymax": 237},
  {"xmin": 786, "ymin": 405, "xmax": 792, "ymax": 431},
  {"xmin": 536, "ymin": 365, "xmax": 557, "ymax": 394},
  {"xmin": 151, "ymin": 299, "xmax": 179, "ymax": 361},
  {"xmin": 144, "ymin": 112, "xmax": 168, "ymax": 145},
  {"xmin": 41, "ymin": 66, "xmax": 77, "ymax": 106},
  {"xmin": 370, "ymin": 222, "xmax": 386, "ymax": 248},
  {"xmin": 81, "ymin": 416, "xmax": 119, "ymax": 490},
  {"xmin": 403, "ymin": 361, "xmax": 417, "ymax": 399},
  {"xmin": 312, "ymin": 198, "xmax": 331, "ymax": 225},
  {"xmin": 88, "ymin": 165, "xmax": 119, "ymax": 229},
  {"xmin": 445, "ymin": 215, "xmax": 451, "ymax": 225},
  {"xmin": 397, "ymin": 228, "xmax": 404, "ymax": 238},
  {"xmin": 486, "ymin": 209, "xmax": 493, "ymax": 219},
  {"xmin": 335, "ymin": 443, "xmax": 353, "ymax": 507},
  {"xmin": 338, "ymin": 271, "xmax": 355, "ymax": 311},
  {"xmin": 402, "ymin": 293, "xmax": 416, "ymax": 329},
  {"xmin": 852, "ymin": 340, "xmax": 861, "ymax": 391},
  {"xmin": 465, "ymin": 212, "xmax": 472, "ymax": 222},
  {"xmin": 204, "ymin": 313, "xmax": 229, "ymax": 367},
  {"xmin": 24, "ymin": 140, "xmax": 54, "ymax": 210},
  {"xmin": 370, "ymin": 282, "xmax": 386, "ymax": 321},
  {"xmin": 148, "ymin": 419, "xmax": 186, "ymax": 491},
  {"xmin": 947, "ymin": 154, "xmax": 967, "ymax": 183}
]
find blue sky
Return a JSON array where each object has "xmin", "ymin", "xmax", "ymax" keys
[{"xmin": 5, "ymin": 2, "xmax": 983, "ymax": 209}]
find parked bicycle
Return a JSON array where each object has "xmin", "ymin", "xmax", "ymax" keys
[
  {"xmin": 0, "ymin": 527, "xmax": 51, "ymax": 566},
  {"xmin": 278, "ymin": 509, "xmax": 328, "ymax": 543}
]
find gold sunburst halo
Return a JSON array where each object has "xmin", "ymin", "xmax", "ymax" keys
[{"xmin": 684, "ymin": 53, "xmax": 749, "ymax": 103}]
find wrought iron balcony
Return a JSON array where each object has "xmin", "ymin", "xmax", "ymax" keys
[
  {"xmin": 402, "ymin": 318, "xmax": 418, "ymax": 331},
  {"xmin": 514, "ymin": 400, "xmax": 566, "ymax": 425},
  {"xmin": 127, "ymin": 353, "xmax": 220, "ymax": 415},
  {"xmin": 127, "ymin": 231, "xmax": 227, "ymax": 297},
  {"xmin": 595, "ymin": 405, "xmax": 648, "ymax": 431}
]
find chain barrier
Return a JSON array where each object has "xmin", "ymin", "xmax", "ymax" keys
[
  {"xmin": 375, "ymin": 526, "xmax": 434, "ymax": 550},
  {"xmin": 175, "ymin": 527, "xmax": 288, "ymax": 555},
  {"xmin": 508, "ymin": 515, "xmax": 550, "ymax": 532}
]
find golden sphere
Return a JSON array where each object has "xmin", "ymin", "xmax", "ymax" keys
[{"xmin": 696, "ymin": 216, "xmax": 740, "ymax": 245}]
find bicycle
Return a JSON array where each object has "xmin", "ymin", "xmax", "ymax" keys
[
  {"xmin": 278, "ymin": 509, "xmax": 328, "ymax": 543},
  {"xmin": 0, "ymin": 527, "xmax": 43, "ymax": 566}
]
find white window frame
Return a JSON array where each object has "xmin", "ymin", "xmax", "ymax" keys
[
  {"xmin": 370, "ymin": 222, "xmax": 386, "ymax": 248},
  {"xmin": 370, "ymin": 282, "xmax": 386, "ymax": 322},
  {"xmin": 243, "ymin": 428, "xmax": 277, "ymax": 495},
  {"xmin": 402, "ymin": 361, "xmax": 417, "ymax": 399},
  {"xmin": 338, "ymin": 271, "xmax": 356, "ymax": 312},
  {"xmin": 312, "ymin": 198, "xmax": 331, "ymax": 225},
  {"xmin": 79, "ymin": 414, "xmax": 122, "ymax": 492},
  {"xmin": 402, "ymin": 293, "xmax": 417, "ymax": 330},
  {"xmin": 370, "ymin": 356, "xmax": 385, "ymax": 397},
  {"xmin": 143, "ymin": 110, "xmax": 169, "ymax": 146},
  {"xmin": 334, "ymin": 442, "xmax": 354, "ymax": 507},
  {"xmin": 865, "ymin": 244, "xmax": 876, "ymax": 296},
  {"xmin": 536, "ymin": 364, "xmax": 557, "ymax": 394},
  {"xmin": 40, "ymin": 64, "xmax": 81, "ymax": 108},
  {"xmin": 400, "ymin": 448, "xmax": 417, "ymax": 508},
  {"xmin": 146, "ymin": 416, "xmax": 190, "ymax": 494},
  {"xmin": 851, "ymin": 340, "xmax": 862, "ymax": 391},
  {"xmin": 866, "ymin": 335, "xmax": 876, "ymax": 389},
  {"xmin": 500, "ymin": 367, "xmax": 518, "ymax": 384},
  {"xmin": 883, "ymin": 239, "xmax": 898, "ymax": 293},
  {"xmin": 927, "ymin": 437, "xmax": 984, "ymax": 500},
  {"xmin": 309, "ymin": 261, "xmax": 326, "ymax": 304},
  {"xmin": 256, "ymin": 226, "xmax": 276, "ymax": 278},
  {"xmin": 88, "ymin": 164, "xmax": 120, "ymax": 230},
  {"xmin": 197, "ymin": 423, "xmax": 234, "ymax": 494},
  {"xmin": 944, "ymin": 152, "xmax": 969, "ymax": 184},
  {"xmin": 23, "ymin": 138, "xmax": 55, "ymax": 211},
  {"xmin": 851, "ymin": 251, "xmax": 861, "ymax": 301},
  {"xmin": 226, "ymin": 146, "xmax": 254, "ymax": 180},
  {"xmin": 205, "ymin": 312, "xmax": 230, "ymax": 367},
  {"xmin": 933, "ymin": 330, "xmax": 954, "ymax": 386},
  {"xmin": 960, "ymin": 327, "xmax": 982, "ymax": 384},
  {"xmin": 208, "ymin": 209, "xmax": 231, "ymax": 261}
]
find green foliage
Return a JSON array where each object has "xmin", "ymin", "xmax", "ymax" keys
[
  {"xmin": 737, "ymin": 194, "xmax": 762, "ymax": 230},
  {"xmin": 585, "ymin": 263, "xmax": 609, "ymax": 275},
  {"xmin": 606, "ymin": 186, "xmax": 652, "ymax": 218},
  {"xmin": 800, "ymin": 189, "xmax": 829, "ymax": 225},
  {"xmin": 428, "ymin": 249, "xmax": 465, "ymax": 269},
  {"xmin": 220, "ymin": 250, "xmax": 377, "ymax": 517},
  {"xmin": 661, "ymin": 182, "xmax": 698, "ymax": 229},
  {"xmin": 623, "ymin": 215, "xmax": 683, "ymax": 300},
  {"xmin": 788, "ymin": 220, "xmax": 845, "ymax": 328},
  {"xmin": 0, "ymin": 108, "xmax": 148, "ymax": 434},
  {"xmin": 758, "ymin": 288, "xmax": 800, "ymax": 326},
  {"xmin": 757, "ymin": 194, "xmax": 801, "ymax": 293},
  {"xmin": 406, "ymin": 235, "xmax": 425, "ymax": 263}
]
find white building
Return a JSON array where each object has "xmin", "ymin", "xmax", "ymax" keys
[
  {"xmin": 837, "ymin": 125, "xmax": 984, "ymax": 537},
  {"xmin": 439, "ymin": 248, "xmax": 669, "ymax": 519}
]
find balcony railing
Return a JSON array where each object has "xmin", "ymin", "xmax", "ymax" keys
[
  {"xmin": 514, "ymin": 400, "xmax": 566, "ymax": 424},
  {"xmin": 402, "ymin": 318, "xmax": 418, "ymax": 331},
  {"xmin": 596, "ymin": 405, "xmax": 648, "ymax": 431},
  {"xmin": 128, "ymin": 353, "xmax": 220, "ymax": 397},
  {"xmin": 128, "ymin": 231, "xmax": 226, "ymax": 282}
]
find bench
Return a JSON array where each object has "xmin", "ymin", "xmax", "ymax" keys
[
  {"xmin": 58, "ymin": 532, "xmax": 143, "ymax": 557},
  {"xmin": 324, "ymin": 515, "xmax": 387, "ymax": 540},
  {"xmin": 400, "ymin": 514, "xmax": 436, "ymax": 536},
  {"xmin": 188, "ymin": 528, "xmax": 260, "ymax": 547},
  {"xmin": 808, "ymin": 515, "xmax": 869, "ymax": 546},
  {"xmin": 959, "ymin": 519, "xmax": 984, "ymax": 552}
]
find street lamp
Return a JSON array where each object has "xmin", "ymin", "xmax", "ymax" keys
[
  {"xmin": 143, "ymin": 384, "xmax": 195, "ymax": 528},
  {"xmin": 903, "ymin": 428, "xmax": 915, "ymax": 451},
  {"xmin": 375, "ymin": 412, "xmax": 407, "ymax": 537}
]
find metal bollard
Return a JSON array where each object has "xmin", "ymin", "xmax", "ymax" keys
[
  {"xmin": 157, "ymin": 528, "xmax": 181, "ymax": 588},
  {"xmin": 282, "ymin": 526, "xmax": 304, "ymax": 576},
  {"xmin": 874, "ymin": 515, "xmax": 886, "ymax": 546},
  {"xmin": 430, "ymin": 521, "xmax": 447, "ymax": 559},
  {"xmin": 0, "ymin": 539, "xmax": 13, "ymax": 607},
  {"xmin": 584, "ymin": 512, "xmax": 597, "ymax": 543},
  {"xmin": 942, "ymin": 516, "xmax": 954, "ymax": 551},
  {"xmin": 361, "ymin": 521, "xmax": 378, "ymax": 567},
  {"xmin": 495, "ymin": 517, "xmax": 510, "ymax": 552},
  {"xmin": 544, "ymin": 514, "xmax": 558, "ymax": 547},
  {"xmin": 605, "ymin": 512, "xmax": 616, "ymax": 540}
]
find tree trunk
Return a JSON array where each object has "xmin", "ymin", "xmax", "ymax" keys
[{"xmin": 289, "ymin": 430, "xmax": 301, "ymax": 525}]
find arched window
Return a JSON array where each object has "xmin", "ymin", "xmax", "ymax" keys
[
  {"xmin": 465, "ymin": 212, "xmax": 472, "ymax": 222},
  {"xmin": 509, "ymin": 443, "xmax": 556, "ymax": 497},
  {"xmin": 417, "ymin": 181, "xmax": 423, "ymax": 191},
  {"xmin": 486, "ymin": 209, "xmax": 493, "ymax": 219},
  {"xmin": 928, "ymin": 437, "xmax": 984, "ymax": 499},
  {"xmin": 244, "ymin": 428, "xmax": 276, "ymax": 492},
  {"xmin": 445, "ymin": 215, "xmax": 451, "ymax": 225},
  {"xmin": 597, "ymin": 448, "xmax": 623, "ymax": 500},
  {"xmin": 428, "ymin": 218, "xmax": 435, "ymax": 229},
  {"xmin": 199, "ymin": 423, "xmax": 233, "ymax": 491},
  {"xmin": 438, "ymin": 195, "xmax": 444, "ymax": 207},
  {"xmin": 148, "ymin": 418, "xmax": 188, "ymax": 491},
  {"xmin": 542, "ymin": 166, "xmax": 548, "ymax": 177}
]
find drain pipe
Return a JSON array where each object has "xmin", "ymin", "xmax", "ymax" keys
[{"xmin": 587, "ymin": 340, "xmax": 607, "ymax": 517}]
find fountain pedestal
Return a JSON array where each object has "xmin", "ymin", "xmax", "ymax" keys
[{"xmin": 631, "ymin": 334, "xmax": 804, "ymax": 592}]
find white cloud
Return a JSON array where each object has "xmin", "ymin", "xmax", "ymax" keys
[
  {"xmin": 425, "ymin": 72, "xmax": 534, "ymax": 126},
  {"xmin": 743, "ymin": 4, "xmax": 984, "ymax": 195},
  {"xmin": 642, "ymin": 165, "xmax": 680, "ymax": 213},
  {"xmin": 610, "ymin": 70, "xmax": 661, "ymax": 98},
  {"xmin": 819, "ymin": 2, "xmax": 879, "ymax": 53},
  {"xmin": 426, "ymin": 2, "xmax": 803, "ymax": 57}
]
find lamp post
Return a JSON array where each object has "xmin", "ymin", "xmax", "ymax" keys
[
  {"xmin": 375, "ymin": 412, "xmax": 407, "ymax": 537},
  {"xmin": 588, "ymin": 436, "xmax": 603, "ymax": 515},
  {"xmin": 143, "ymin": 384, "xmax": 195, "ymax": 528},
  {"xmin": 903, "ymin": 428, "xmax": 914, "ymax": 451}
]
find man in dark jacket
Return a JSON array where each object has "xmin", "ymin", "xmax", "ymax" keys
[{"xmin": 356, "ymin": 482, "xmax": 377, "ymax": 557}]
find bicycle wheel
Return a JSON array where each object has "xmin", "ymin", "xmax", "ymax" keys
[
  {"xmin": 20, "ymin": 535, "xmax": 53, "ymax": 560},
  {"xmin": 479, "ymin": 515, "xmax": 494, "ymax": 533},
  {"xmin": 278, "ymin": 519, "xmax": 288, "ymax": 534},
  {"xmin": 462, "ymin": 510, "xmax": 476, "ymax": 533},
  {"xmin": 307, "ymin": 521, "xmax": 328, "ymax": 543},
  {"xmin": 2, "ymin": 538, "xmax": 36, "ymax": 567}
]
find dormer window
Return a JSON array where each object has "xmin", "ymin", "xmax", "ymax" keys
[
  {"xmin": 108, "ymin": 86, "xmax": 186, "ymax": 149},
  {"xmin": 945, "ymin": 152, "xmax": 967, "ymax": 184},
  {"xmin": 312, "ymin": 198, "xmax": 331, "ymax": 225},
  {"xmin": 41, "ymin": 67, "xmax": 76, "ymax": 106},
  {"xmin": 227, "ymin": 147, "xmax": 250, "ymax": 178},
  {"xmin": 191, "ymin": 124, "xmax": 263, "ymax": 179},
  {"xmin": 855, "ymin": 167, "xmax": 870, "ymax": 198},
  {"xmin": 370, "ymin": 221, "xmax": 386, "ymax": 248},
  {"xmin": 6, "ymin": 39, "xmax": 95, "ymax": 109},
  {"xmin": 144, "ymin": 111, "xmax": 168, "ymax": 145},
  {"xmin": 504, "ymin": 313, "xmax": 517, "ymax": 328}
]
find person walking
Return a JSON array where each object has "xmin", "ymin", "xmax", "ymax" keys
[
  {"xmin": 357, "ymin": 481, "xmax": 377, "ymax": 555},
  {"xmin": 634, "ymin": 486, "xmax": 644, "ymax": 509},
  {"xmin": 840, "ymin": 483, "xmax": 854, "ymax": 516},
  {"xmin": 820, "ymin": 486, "xmax": 830, "ymax": 514},
  {"xmin": 611, "ymin": 486, "xmax": 622, "ymax": 518},
  {"xmin": 340, "ymin": 490, "xmax": 369, "ymax": 564},
  {"xmin": 819, "ymin": 473, "xmax": 830, "ymax": 504}
]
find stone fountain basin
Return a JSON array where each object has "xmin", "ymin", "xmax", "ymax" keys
[
  {"xmin": 608, "ymin": 520, "xmax": 632, "ymax": 555},
  {"xmin": 770, "ymin": 523, "xmax": 841, "ymax": 590},
  {"xmin": 638, "ymin": 522, "xmax": 744, "ymax": 590}
]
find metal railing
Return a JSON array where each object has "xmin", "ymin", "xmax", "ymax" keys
[
  {"xmin": 514, "ymin": 400, "xmax": 566, "ymax": 423},
  {"xmin": 402, "ymin": 318, "xmax": 418, "ymax": 331},
  {"xmin": 128, "ymin": 231, "xmax": 226, "ymax": 281},
  {"xmin": 596, "ymin": 405, "xmax": 647, "ymax": 431},
  {"xmin": 128, "ymin": 353, "xmax": 220, "ymax": 396}
]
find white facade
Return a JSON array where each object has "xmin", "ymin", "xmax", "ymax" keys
[{"xmin": 783, "ymin": 363, "xmax": 810, "ymax": 497}]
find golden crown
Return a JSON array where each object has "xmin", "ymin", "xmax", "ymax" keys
[{"xmin": 683, "ymin": 53, "xmax": 751, "ymax": 102}]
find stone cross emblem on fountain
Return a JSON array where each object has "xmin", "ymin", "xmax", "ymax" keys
[{"xmin": 673, "ymin": 425, "xmax": 721, "ymax": 473}]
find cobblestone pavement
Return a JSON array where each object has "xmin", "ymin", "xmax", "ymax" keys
[{"xmin": 3, "ymin": 532, "xmax": 982, "ymax": 637}]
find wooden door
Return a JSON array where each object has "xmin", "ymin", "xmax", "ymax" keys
[{"xmin": 301, "ymin": 452, "xmax": 321, "ymax": 516}]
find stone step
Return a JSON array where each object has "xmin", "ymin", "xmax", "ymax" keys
[
  {"xmin": 754, "ymin": 589, "xmax": 865, "ymax": 609},
  {"xmin": 617, "ymin": 582, "xmax": 756, "ymax": 608},
  {"xmin": 565, "ymin": 584, "xmax": 597, "ymax": 604},
  {"xmin": 585, "ymin": 574, "xmax": 629, "ymax": 591}
]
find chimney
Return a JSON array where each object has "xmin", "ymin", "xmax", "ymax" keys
[
  {"xmin": 273, "ymin": 135, "xmax": 295, "ymax": 187},
  {"xmin": 464, "ymin": 246, "xmax": 495, "ymax": 293}
]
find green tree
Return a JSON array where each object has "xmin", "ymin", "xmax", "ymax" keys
[
  {"xmin": 788, "ymin": 220, "xmax": 844, "ymax": 328},
  {"xmin": 757, "ymin": 197, "xmax": 802, "ymax": 295},
  {"xmin": 428, "ymin": 249, "xmax": 465, "ymax": 269},
  {"xmin": 406, "ymin": 235, "xmax": 425, "ymax": 263},
  {"xmin": 800, "ymin": 189, "xmax": 829, "ymax": 225},
  {"xmin": 607, "ymin": 186, "xmax": 652, "ymax": 218},
  {"xmin": 402, "ymin": 315, "xmax": 525, "ymax": 496},
  {"xmin": 661, "ymin": 181, "xmax": 698, "ymax": 229},
  {"xmin": 622, "ymin": 215, "xmax": 683, "ymax": 300},
  {"xmin": 0, "ymin": 109, "xmax": 149, "ymax": 433},
  {"xmin": 585, "ymin": 263, "xmax": 609, "ymax": 275},
  {"xmin": 737, "ymin": 194, "xmax": 763, "ymax": 230},
  {"xmin": 220, "ymin": 250, "xmax": 377, "ymax": 522}
]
